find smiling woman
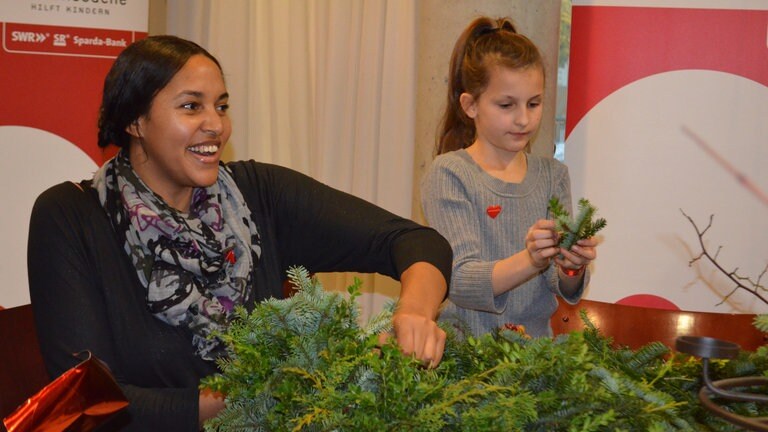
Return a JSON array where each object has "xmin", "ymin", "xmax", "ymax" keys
[{"xmin": 27, "ymin": 35, "xmax": 453, "ymax": 431}]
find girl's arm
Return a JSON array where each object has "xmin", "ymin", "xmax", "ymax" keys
[{"xmin": 490, "ymin": 219, "xmax": 560, "ymax": 296}]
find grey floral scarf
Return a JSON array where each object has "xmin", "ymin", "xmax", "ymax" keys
[{"xmin": 93, "ymin": 150, "xmax": 261, "ymax": 360}]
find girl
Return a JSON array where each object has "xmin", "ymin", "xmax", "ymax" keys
[
  {"xmin": 28, "ymin": 35, "xmax": 451, "ymax": 430},
  {"xmin": 420, "ymin": 17, "xmax": 597, "ymax": 338}
]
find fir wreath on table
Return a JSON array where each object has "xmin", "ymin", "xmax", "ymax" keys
[{"xmin": 201, "ymin": 265, "xmax": 768, "ymax": 432}]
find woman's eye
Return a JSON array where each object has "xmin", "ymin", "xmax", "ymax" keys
[
  {"xmin": 181, "ymin": 102, "xmax": 200, "ymax": 110},
  {"xmin": 217, "ymin": 104, "xmax": 230, "ymax": 113},
  {"xmin": 498, "ymin": 103, "xmax": 512, "ymax": 109}
]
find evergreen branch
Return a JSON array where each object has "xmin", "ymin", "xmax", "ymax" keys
[
  {"xmin": 291, "ymin": 406, "xmax": 331, "ymax": 432},
  {"xmin": 754, "ymin": 315, "xmax": 768, "ymax": 333},
  {"xmin": 548, "ymin": 196, "xmax": 606, "ymax": 250},
  {"xmin": 281, "ymin": 366, "xmax": 324, "ymax": 390}
]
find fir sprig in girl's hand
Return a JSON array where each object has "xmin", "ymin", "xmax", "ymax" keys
[{"xmin": 548, "ymin": 196, "xmax": 607, "ymax": 251}]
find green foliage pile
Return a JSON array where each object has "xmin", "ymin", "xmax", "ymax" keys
[
  {"xmin": 548, "ymin": 196, "xmax": 607, "ymax": 251},
  {"xmin": 202, "ymin": 267, "xmax": 768, "ymax": 431}
]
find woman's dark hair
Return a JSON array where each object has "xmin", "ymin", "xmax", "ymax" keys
[
  {"xmin": 435, "ymin": 17, "xmax": 544, "ymax": 155},
  {"xmin": 97, "ymin": 35, "xmax": 222, "ymax": 149}
]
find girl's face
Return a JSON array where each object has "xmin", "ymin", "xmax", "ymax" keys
[
  {"xmin": 127, "ymin": 54, "xmax": 231, "ymax": 212},
  {"xmin": 461, "ymin": 65, "xmax": 544, "ymax": 159}
]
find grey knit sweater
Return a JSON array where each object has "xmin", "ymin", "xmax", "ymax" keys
[{"xmin": 420, "ymin": 149, "xmax": 586, "ymax": 338}]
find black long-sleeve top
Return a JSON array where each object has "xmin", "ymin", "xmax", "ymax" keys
[{"xmin": 27, "ymin": 160, "xmax": 452, "ymax": 431}]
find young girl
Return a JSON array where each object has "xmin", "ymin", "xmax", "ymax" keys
[{"xmin": 420, "ymin": 17, "xmax": 598, "ymax": 338}]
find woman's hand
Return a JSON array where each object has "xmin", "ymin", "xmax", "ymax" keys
[
  {"xmin": 391, "ymin": 310, "xmax": 446, "ymax": 368},
  {"xmin": 199, "ymin": 388, "xmax": 226, "ymax": 429},
  {"xmin": 391, "ymin": 262, "xmax": 448, "ymax": 368}
]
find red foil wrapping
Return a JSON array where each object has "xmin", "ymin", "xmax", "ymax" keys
[{"xmin": 3, "ymin": 352, "xmax": 128, "ymax": 432}]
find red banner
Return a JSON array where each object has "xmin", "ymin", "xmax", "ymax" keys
[
  {"xmin": 564, "ymin": 1, "xmax": 768, "ymax": 313},
  {"xmin": 0, "ymin": 0, "xmax": 148, "ymax": 309}
]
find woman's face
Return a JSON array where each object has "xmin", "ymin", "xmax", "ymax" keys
[{"xmin": 128, "ymin": 54, "xmax": 231, "ymax": 212}]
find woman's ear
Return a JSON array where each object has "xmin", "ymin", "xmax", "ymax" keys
[
  {"xmin": 459, "ymin": 93, "xmax": 477, "ymax": 119},
  {"xmin": 125, "ymin": 119, "xmax": 142, "ymax": 139}
]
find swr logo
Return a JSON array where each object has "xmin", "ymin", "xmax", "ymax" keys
[{"xmin": 11, "ymin": 31, "xmax": 48, "ymax": 43}]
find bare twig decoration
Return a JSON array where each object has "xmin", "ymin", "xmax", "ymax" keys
[{"xmin": 682, "ymin": 209, "xmax": 768, "ymax": 306}]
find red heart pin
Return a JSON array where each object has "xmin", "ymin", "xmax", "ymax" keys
[
  {"xmin": 486, "ymin": 205, "xmax": 502, "ymax": 219},
  {"xmin": 225, "ymin": 249, "xmax": 236, "ymax": 264}
]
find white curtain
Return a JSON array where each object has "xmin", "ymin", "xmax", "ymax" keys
[{"xmin": 166, "ymin": 0, "xmax": 417, "ymax": 320}]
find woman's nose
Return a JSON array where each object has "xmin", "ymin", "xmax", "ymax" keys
[{"xmin": 202, "ymin": 108, "xmax": 224, "ymax": 136}]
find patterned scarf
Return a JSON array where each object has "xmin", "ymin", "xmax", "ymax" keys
[{"xmin": 93, "ymin": 150, "xmax": 261, "ymax": 360}]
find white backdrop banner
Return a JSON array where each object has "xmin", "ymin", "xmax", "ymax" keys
[
  {"xmin": 565, "ymin": 0, "xmax": 768, "ymax": 313},
  {"xmin": 0, "ymin": 0, "xmax": 148, "ymax": 308}
]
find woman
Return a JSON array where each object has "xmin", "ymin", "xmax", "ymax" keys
[{"xmin": 28, "ymin": 35, "xmax": 451, "ymax": 431}]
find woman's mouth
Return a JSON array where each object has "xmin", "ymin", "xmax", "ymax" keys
[{"xmin": 188, "ymin": 143, "xmax": 220, "ymax": 157}]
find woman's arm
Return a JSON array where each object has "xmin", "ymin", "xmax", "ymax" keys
[
  {"xmin": 28, "ymin": 183, "xmax": 200, "ymax": 432},
  {"xmin": 392, "ymin": 261, "xmax": 447, "ymax": 367},
  {"xmin": 230, "ymin": 161, "xmax": 452, "ymax": 365}
]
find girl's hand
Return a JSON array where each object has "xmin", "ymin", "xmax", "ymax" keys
[
  {"xmin": 555, "ymin": 237, "xmax": 598, "ymax": 273},
  {"xmin": 525, "ymin": 219, "xmax": 560, "ymax": 269}
]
